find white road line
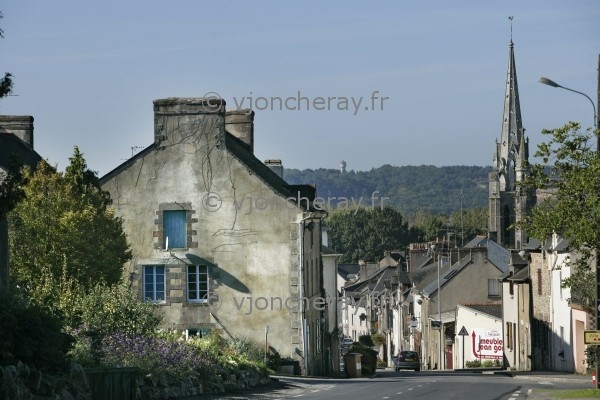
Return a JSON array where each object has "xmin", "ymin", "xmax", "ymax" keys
[
  {"xmin": 396, "ymin": 392, "xmax": 403, "ymax": 395},
  {"xmin": 383, "ymin": 397, "xmax": 389, "ymax": 399},
  {"xmin": 408, "ymin": 388, "xmax": 414, "ymax": 391},
  {"xmin": 417, "ymin": 384, "xmax": 423, "ymax": 387}
]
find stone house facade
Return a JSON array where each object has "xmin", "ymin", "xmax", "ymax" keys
[{"xmin": 100, "ymin": 98, "xmax": 326, "ymax": 376}]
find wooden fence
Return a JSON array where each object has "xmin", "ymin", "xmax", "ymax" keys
[{"xmin": 84, "ymin": 367, "xmax": 138, "ymax": 400}]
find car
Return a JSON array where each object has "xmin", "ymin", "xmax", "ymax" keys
[
  {"xmin": 341, "ymin": 338, "xmax": 354, "ymax": 346},
  {"xmin": 394, "ymin": 351, "xmax": 420, "ymax": 371}
]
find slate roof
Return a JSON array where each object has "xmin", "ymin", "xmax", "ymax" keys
[
  {"xmin": 420, "ymin": 255, "xmax": 472, "ymax": 297},
  {"xmin": 0, "ymin": 132, "xmax": 42, "ymax": 171},
  {"xmin": 321, "ymin": 245, "xmax": 342, "ymax": 256},
  {"xmin": 463, "ymin": 236, "xmax": 509, "ymax": 275},
  {"xmin": 460, "ymin": 304, "xmax": 502, "ymax": 319},
  {"xmin": 338, "ymin": 264, "xmax": 360, "ymax": 280}
]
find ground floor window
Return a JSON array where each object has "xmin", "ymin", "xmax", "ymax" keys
[
  {"xmin": 144, "ymin": 265, "xmax": 165, "ymax": 302},
  {"xmin": 187, "ymin": 265, "xmax": 209, "ymax": 302}
]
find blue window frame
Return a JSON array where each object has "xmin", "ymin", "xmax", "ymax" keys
[
  {"xmin": 144, "ymin": 265, "xmax": 165, "ymax": 302},
  {"xmin": 187, "ymin": 265, "xmax": 209, "ymax": 302},
  {"xmin": 164, "ymin": 210, "xmax": 186, "ymax": 249}
]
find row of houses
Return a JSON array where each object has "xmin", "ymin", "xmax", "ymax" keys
[{"xmin": 336, "ymin": 233, "xmax": 590, "ymax": 373}]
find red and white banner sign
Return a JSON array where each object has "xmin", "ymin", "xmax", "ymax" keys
[{"xmin": 471, "ymin": 329, "xmax": 503, "ymax": 360}]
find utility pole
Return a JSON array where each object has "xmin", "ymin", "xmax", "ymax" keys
[{"xmin": 595, "ymin": 52, "xmax": 600, "ymax": 390}]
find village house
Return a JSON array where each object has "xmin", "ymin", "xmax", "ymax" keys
[
  {"xmin": 100, "ymin": 98, "xmax": 327, "ymax": 376},
  {"xmin": 0, "ymin": 116, "xmax": 42, "ymax": 291}
]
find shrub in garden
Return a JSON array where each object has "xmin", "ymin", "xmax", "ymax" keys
[
  {"xmin": 348, "ymin": 343, "xmax": 377, "ymax": 375},
  {"xmin": 0, "ymin": 286, "xmax": 73, "ymax": 371},
  {"xmin": 358, "ymin": 334, "xmax": 374, "ymax": 347}
]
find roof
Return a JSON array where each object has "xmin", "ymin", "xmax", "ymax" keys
[
  {"xmin": 0, "ymin": 132, "xmax": 42, "ymax": 171},
  {"xmin": 100, "ymin": 128, "xmax": 317, "ymax": 211},
  {"xmin": 420, "ymin": 255, "xmax": 472, "ymax": 297},
  {"xmin": 463, "ymin": 236, "xmax": 509, "ymax": 275},
  {"xmin": 338, "ymin": 263, "xmax": 360, "ymax": 280},
  {"xmin": 506, "ymin": 265, "xmax": 530, "ymax": 282},
  {"xmin": 460, "ymin": 303, "xmax": 503, "ymax": 319},
  {"xmin": 321, "ymin": 245, "xmax": 342, "ymax": 256}
]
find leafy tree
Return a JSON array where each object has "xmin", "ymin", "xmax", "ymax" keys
[
  {"xmin": 326, "ymin": 206, "xmax": 410, "ymax": 263},
  {"xmin": 521, "ymin": 121, "xmax": 599, "ymax": 302},
  {"xmin": 0, "ymin": 11, "xmax": 14, "ymax": 99},
  {"xmin": 8, "ymin": 147, "xmax": 131, "ymax": 314}
]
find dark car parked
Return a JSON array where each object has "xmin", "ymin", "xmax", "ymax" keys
[{"xmin": 393, "ymin": 351, "xmax": 420, "ymax": 371}]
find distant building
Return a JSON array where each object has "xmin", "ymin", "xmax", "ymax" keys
[
  {"xmin": 339, "ymin": 160, "xmax": 346, "ymax": 174},
  {"xmin": 488, "ymin": 39, "xmax": 535, "ymax": 250}
]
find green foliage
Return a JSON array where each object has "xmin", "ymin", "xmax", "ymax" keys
[
  {"xmin": 521, "ymin": 122, "xmax": 599, "ymax": 301},
  {"xmin": 371, "ymin": 333, "xmax": 386, "ymax": 347},
  {"xmin": 0, "ymin": 285, "xmax": 73, "ymax": 371},
  {"xmin": 327, "ymin": 207, "xmax": 410, "ymax": 263},
  {"xmin": 78, "ymin": 283, "xmax": 163, "ymax": 337},
  {"xmin": 358, "ymin": 334, "xmax": 374, "ymax": 347},
  {"xmin": 8, "ymin": 148, "xmax": 131, "ymax": 313},
  {"xmin": 0, "ymin": 11, "xmax": 14, "ymax": 99},
  {"xmin": 376, "ymin": 358, "xmax": 387, "ymax": 368},
  {"xmin": 465, "ymin": 359, "xmax": 481, "ymax": 368},
  {"xmin": 284, "ymin": 165, "xmax": 491, "ymax": 216},
  {"xmin": 348, "ymin": 343, "xmax": 378, "ymax": 375}
]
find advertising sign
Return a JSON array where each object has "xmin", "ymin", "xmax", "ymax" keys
[{"xmin": 471, "ymin": 328, "xmax": 503, "ymax": 360}]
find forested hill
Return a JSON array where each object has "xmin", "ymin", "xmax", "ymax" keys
[{"xmin": 283, "ymin": 165, "xmax": 492, "ymax": 216}]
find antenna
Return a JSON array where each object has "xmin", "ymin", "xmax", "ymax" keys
[
  {"xmin": 508, "ymin": 16, "xmax": 514, "ymax": 42},
  {"xmin": 131, "ymin": 145, "xmax": 144, "ymax": 157}
]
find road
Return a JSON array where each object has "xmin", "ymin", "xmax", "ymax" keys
[{"xmin": 201, "ymin": 370, "xmax": 591, "ymax": 400}]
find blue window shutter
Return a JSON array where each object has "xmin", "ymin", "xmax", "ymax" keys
[{"xmin": 164, "ymin": 210, "xmax": 186, "ymax": 248}]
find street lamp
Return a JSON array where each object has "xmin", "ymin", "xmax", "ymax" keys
[
  {"xmin": 539, "ymin": 72, "xmax": 600, "ymax": 388},
  {"xmin": 538, "ymin": 76, "xmax": 598, "ymax": 134}
]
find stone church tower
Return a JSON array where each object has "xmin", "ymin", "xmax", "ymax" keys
[{"xmin": 488, "ymin": 39, "xmax": 534, "ymax": 250}]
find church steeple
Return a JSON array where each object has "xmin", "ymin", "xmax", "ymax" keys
[{"xmin": 488, "ymin": 32, "xmax": 533, "ymax": 250}]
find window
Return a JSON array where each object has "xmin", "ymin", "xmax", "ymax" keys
[
  {"xmin": 164, "ymin": 210, "xmax": 186, "ymax": 249},
  {"xmin": 144, "ymin": 265, "xmax": 165, "ymax": 302},
  {"xmin": 488, "ymin": 279, "xmax": 500, "ymax": 297},
  {"xmin": 537, "ymin": 269, "xmax": 542, "ymax": 295},
  {"xmin": 506, "ymin": 322, "xmax": 514, "ymax": 350},
  {"xmin": 187, "ymin": 265, "xmax": 209, "ymax": 302}
]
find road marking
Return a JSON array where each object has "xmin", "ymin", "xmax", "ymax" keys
[
  {"xmin": 383, "ymin": 397, "xmax": 389, "ymax": 399},
  {"xmin": 396, "ymin": 392, "xmax": 402, "ymax": 395},
  {"xmin": 311, "ymin": 390, "xmax": 320, "ymax": 393},
  {"xmin": 408, "ymin": 388, "xmax": 414, "ymax": 391},
  {"xmin": 417, "ymin": 384, "xmax": 423, "ymax": 387},
  {"xmin": 538, "ymin": 381, "xmax": 553, "ymax": 385}
]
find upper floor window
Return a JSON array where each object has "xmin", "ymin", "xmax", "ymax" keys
[
  {"xmin": 164, "ymin": 210, "xmax": 186, "ymax": 249},
  {"xmin": 488, "ymin": 278, "xmax": 500, "ymax": 297},
  {"xmin": 187, "ymin": 265, "xmax": 209, "ymax": 302},
  {"xmin": 144, "ymin": 265, "xmax": 165, "ymax": 303}
]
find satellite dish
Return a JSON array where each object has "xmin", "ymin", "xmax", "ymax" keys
[{"xmin": 165, "ymin": 236, "xmax": 169, "ymax": 251}]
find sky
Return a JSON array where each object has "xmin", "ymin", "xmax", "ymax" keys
[{"xmin": 1, "ymin": 1, "xmax": 599, "ymax": 176}]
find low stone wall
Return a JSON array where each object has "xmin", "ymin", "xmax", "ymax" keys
[{"xmin": 0, "ymin": 362, "xmax": 271, "ymax": 400}]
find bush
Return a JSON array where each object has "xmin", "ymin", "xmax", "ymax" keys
[
  {"xmin": 358, "ymin": 335, "xmax": 374, "ymax": 347},
  {"xmin": 0, "ymin": 286, "xmax": 73, "ymax": 371},
  {"xmin": 465, "ymin": 360, "xmax": 482, "ymax": 368},
  {"xmin": 376, "ymin": 358, "xmax": 387, "ymax": 368},
  {"xmin": 371, "ymin": 333, "xmax": 386, "ymax": 347},
  {"xmin": 349, "ymin": 343, "xmax": 378, "ymax": 375}
]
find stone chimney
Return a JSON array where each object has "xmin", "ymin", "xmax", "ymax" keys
[
  {"xmin": 264, "ymin": 159, "xmax": 283, "ymax": 179},
  {"xmin": 153, "ymin": 97, "xmax": 225, "ymax": 147},
  {"xmin": 225, "ymin": 110, "xmax": 254, "ymax": 152},
  {"xmin": 0, "ymin": 115, "xmax": 34, "ymax": 147}
]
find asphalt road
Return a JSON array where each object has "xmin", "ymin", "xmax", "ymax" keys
[{"xmin": 198, "ymin": 370, "xmax": 591, "ymax": 400}]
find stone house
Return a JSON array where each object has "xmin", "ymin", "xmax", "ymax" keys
[
  {"xmin": 413, "ymin": 236, "xmax": 508, "ymax": 370},
  {"xmin": 0, "ymin": 116, "xmax": 42, "ymax": 291},
  {"xmin": 100, "ymin": 98, "xmax": 326, "ymax": 376}
]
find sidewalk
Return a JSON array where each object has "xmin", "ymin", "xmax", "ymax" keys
[{"xmin": 490, "ymin": 370, "xmax": 592, "ymax": 384}]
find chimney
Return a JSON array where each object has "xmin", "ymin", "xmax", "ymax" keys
[
  {"xmin": 264, "ymin": 159, "xmax": 283, "ymax": 179},
  {"xmin": 225, "ymin": 109, "xmax": 254, "ymax": 152},
  {"xmin": 0, "ymin": 115, "xmax": 34, "ymax": 147},
  {"xmin": 153, "ymin": 97, "xmax": 225, "ymax": 147}
]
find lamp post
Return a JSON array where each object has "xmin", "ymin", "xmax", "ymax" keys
[{"xmin": 539, "ymin": 63, "xmax": 600, "ymax": 387}]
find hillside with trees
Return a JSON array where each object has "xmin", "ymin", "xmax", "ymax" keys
[{"xmin": 284, "ymin": 164, "xmax": 491, "ymax": 216}]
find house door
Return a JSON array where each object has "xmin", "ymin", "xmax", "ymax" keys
[{"xmin": 445, "ymin": 345, "xmax": 453, "ymax": 369}]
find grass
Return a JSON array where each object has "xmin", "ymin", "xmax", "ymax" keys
[{"xmin": 534, "ymin": 388, "xmax": 600, "ymax": 398}]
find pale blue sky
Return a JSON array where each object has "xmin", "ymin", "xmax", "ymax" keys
[{"xmin": 1, "ymin": 1, "xmax": 598, "ymax": 175}]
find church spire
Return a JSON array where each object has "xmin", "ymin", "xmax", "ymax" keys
[{"xmin": 488, "ymin": 26, "xmax": 533, "ymax": 250}]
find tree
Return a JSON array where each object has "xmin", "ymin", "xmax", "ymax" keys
[
  {"xmin": 326, "ymin": 206, "xmax": 410, "ymax": 263},
  {"xmin": 521, "ymin": 121, "xmax": 599, "ymax": 305},
  {"xmin": 8, "ymin": 147, "xmax": 131, "ymax": 314},
  {"xmin": 0, "ymin": 11, "xmax": 14, "ymax": 99}
]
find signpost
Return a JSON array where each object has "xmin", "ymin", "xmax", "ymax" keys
[{"xmin": 458, "ymin": 326, "xmax": 469, "ymax": 369}]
